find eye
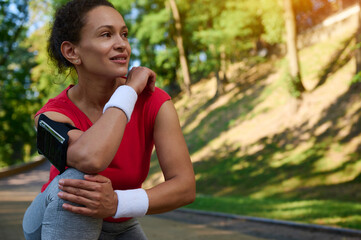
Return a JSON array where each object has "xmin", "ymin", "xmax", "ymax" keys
[
  {"xmin": 101, "ymin": 32, "xmax": 111, "ymax": 38},
  {"xmin": 121, "ymin": 32, "xmax": 128, "ymax": 38}
]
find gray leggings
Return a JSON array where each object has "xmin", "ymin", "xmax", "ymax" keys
[{"xmin": 22, "ymin": 168, "xmax": 148, "ymax": 240}]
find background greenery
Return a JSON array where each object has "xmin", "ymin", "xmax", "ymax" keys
[{"xmin": 1, "ymin": 0, "xmax": 361, "ymax": 230}]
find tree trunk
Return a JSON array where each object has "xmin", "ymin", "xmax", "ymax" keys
[
  {"xmin": 215, "ymin": 70, "xmax": 223, "ymax": 97},
  {"xmin": 210, "ymin": 44, "xmax": 224, "ymax": 97},
  {"xmin": 220, "ymin": 45, "xmax": 228, "ymax": 84},
  {"xmin": 284, "ymin": 0, "xmax": 305, "ymax": 95},
  {"xmin": 169, "ymin": 0, "xmax": 191, "ymax": 96},
  {"xmin": 355, "ymin": 0, "xmax": 361, "ymax": 73},
  {"xmin": 216, "ymin": 45, "xmax": 227, "ymax": 96}
]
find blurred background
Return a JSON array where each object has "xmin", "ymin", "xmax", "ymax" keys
[{"xmin": 1, "ymin": 0, "xmax": 361, "ymax": 230}]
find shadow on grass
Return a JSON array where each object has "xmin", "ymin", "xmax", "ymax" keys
[
  {"xmin": 194, "ymin": 135, "xmax": 326, "ymax": 196},
  {"xmin": 146, "ymin": 65, "xmax": 275, "ymax": 181},
  {"xmin": 180, "ymin": 62, "xmax": 275, "ymax": 138},
  {"xmin": 314, "ymin": 34, "xmax": 354, "ymax": 90},
  {"xmin": 183, "ymin": 72, "xmax": 272, "ymax": 156},
  {"xmin": 194, "ymin": 81, "xmax": 361, "ymax": 202},
  {"xmin": 276, "ymin": 82, "xmax": 361, "ymax": 201},
  {"xmin": 147, "ymin": 57, "xmax": 361, "ymax": 210}
]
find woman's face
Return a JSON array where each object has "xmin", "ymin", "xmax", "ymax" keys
[{"xmin": 76, "ymin": 6, "xmax": 131, "ymax": 78}]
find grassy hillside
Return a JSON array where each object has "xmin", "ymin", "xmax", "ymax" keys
[{"xmin": 144, "ymin": 26, "xmax": 361, "ymax": 229}]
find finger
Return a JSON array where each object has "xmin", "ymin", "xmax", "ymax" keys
[
  {"xmin": 59, "ymin": 179, "xmax": 97, "ymax": 191},
  {"xmin": 84, "ymin": 174, "xmax": 110, "ymax": 183},
  {"xmin": 58, "ymin": 191, "xmax": 100, "ymax": 208},
  {"xmin": 61, "ymin": 203, "xmax": 94, "ymax": 217},
  {"xmin": 126, "ymin": 67, "xmax": 135, "ymax": 79},
  {"xmin": 148, "ymin": 72, "xmax": 156, "ymax": 92},
  {"xmin": 58, "ymin": 184, "xmax": 96, "ymax": 199}
]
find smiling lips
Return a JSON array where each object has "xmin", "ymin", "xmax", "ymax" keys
[{"xmin": 110, "ymin": 54, "xmax": 127, "ymax": 64}]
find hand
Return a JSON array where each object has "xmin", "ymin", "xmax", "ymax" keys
[
  {"xmin": 58, "ymin": 174, "xmax": 118, "ymax": 219},
  {"xmin": 126, "ymin": 66, "xmax": 156, "ymax": 95}
]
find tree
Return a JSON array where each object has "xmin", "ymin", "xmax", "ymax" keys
[
  {"xmin": 0, "ymin": 0, "xmax": 38, "ymax": 166},
  {"xmin": 283, "ymin": 0, "xmax": 306, "ymax": 97},
  {"xmin": 112, "ymin": 0, "xmax": 285, "ymax": 96},
  {"xmin": 191, "ymin": 0, "xmax": 269, "ymax": 96},
  {"xmin": 168, "ymin": 0, "xmax": 191, "ymax": 96},
  {"xmin": 190, "ymin": 0, "xmax": 232, "ymax": 96},
  {"xmin": 130, "ymin": 1, "xmax": 175, "ymax": 91},
  {"xmin": 260, "ymin": 0, "xmax": 284, "ymax": 45}
]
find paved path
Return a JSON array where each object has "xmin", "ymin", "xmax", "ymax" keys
[{"xmin": 1, "ymin": 161, "xmax": 360, "ymax": 240}]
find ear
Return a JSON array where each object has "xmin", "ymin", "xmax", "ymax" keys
[{"xmin": 61, "ymin": 41, "xmax": 81, "ymax": 65}]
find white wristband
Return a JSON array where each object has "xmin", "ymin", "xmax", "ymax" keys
[
  {"xmin": 113, "ymin": 189, "xmax": 149, "ymax": 218},
  {"xmin": 103, "ymin": 85, "xmax": 138, "ymax": 122}
]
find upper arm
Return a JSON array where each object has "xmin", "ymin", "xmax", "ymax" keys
[
  {"xmin": 35, "ymin": 111, "xmax": 83, "ymax": 145},
  {"xmin": 153, "ymin": 101, "xmax": 194, "ymax": 181}
]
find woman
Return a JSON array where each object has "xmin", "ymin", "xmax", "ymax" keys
[{"xmin": 22, "ymin": 0, "xmax": 195, "ymax": 239}]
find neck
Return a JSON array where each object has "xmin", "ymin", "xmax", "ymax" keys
[{"xmin": 68, "ymin": 73, "xmax": 125, "ymax": 115}]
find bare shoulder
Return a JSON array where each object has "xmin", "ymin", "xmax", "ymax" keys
[
  {"xmin": 34, "ymin": 111, "xmax": 75, "ymax": 128},
  {"xmin": 155, "ymin": 100, "xmax": 180, "ymax": 127}
]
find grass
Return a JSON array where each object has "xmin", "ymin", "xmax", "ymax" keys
[
  {"xmin": 186, "ymin": 195, "xmax": 361, "ymax": 230},
  {"xmin": 144, "ymin": 26, "xmax": 361, "ymax": 230}
]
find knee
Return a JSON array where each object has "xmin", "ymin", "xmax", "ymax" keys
[
  {"xmin": 44, "ymin": 168, "xmax": 85, "ymax": 201},
  {"xmin": 60, "ymin": 168, "xmax": 85, "ymax": 180}
]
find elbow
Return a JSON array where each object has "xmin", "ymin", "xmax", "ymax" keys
[
  {"xmin": 67, "ymin": 146, "xmax": 107, "ymax": 174},
  {"xmin": 182, "ymin": 179, "xmax": 196, "ymax": 206},
  {"xmin": 188, "ymin": 185, "xmax": 196, "ymax": 205},
  {"xmin": 184, "ymin": 191, "xmax": 196, "ymax": 206},
  {"xmin": 80, "ymin": 161, "xmax": 107, "ymax": 174}
]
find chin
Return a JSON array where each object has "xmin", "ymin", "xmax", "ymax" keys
[{"xmin": 117, "ymin": 68, "xmax": 128, "ymax": 78}]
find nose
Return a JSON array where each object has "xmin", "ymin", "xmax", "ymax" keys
[{"xmin": 114, "ymin": 35, "xmax": 127, "ymax": 51}]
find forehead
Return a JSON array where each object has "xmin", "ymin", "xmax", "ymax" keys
[{"xmin": 83, "ymin": 6, "xmax": 126, "ymax": 30}]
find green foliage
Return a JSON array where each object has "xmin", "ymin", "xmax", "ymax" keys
[
  {"xmin": 352, "ymin": 71, "xmax": 361, "ymax": 84},
  {"xmin": 28, "ymin": 0, "xmax": 80, "ymax": 104},
  {"xmin": 188, "ymin": 0, "xmax": 285, "ymax": 84},
  {"xmin": 284, "ymin": 72, "xmax": 303, "ymax": 98},
  {"xmin": 260, "ymin": 0, "xmax": 284, "ymax": 44},
  {"xmin": 88, "ymin": 0, "xmax": 287, "ymax": 92},
  {"xmin": 129, "ymin": 0, "xmax": 180, "ymax": 89},
  {"xmin": 49, "ymin": 0, "xmax": 68, "ymax": 11},
  {"xmin": 27, "ymin": 24, "xmax": 74, "ymax": 104},
  {"xmin": 109, "ymin": 0, "xmax": 134, "ymax": 13},
  {"xmin": 0, "ymin": 0, "xmax": 39, "ymax": 166},
  {"xmin": 135, "ymin": 8, "xmax": 170, "ymax": 45}
]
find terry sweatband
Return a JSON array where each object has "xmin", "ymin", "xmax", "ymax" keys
[
  {"xmin": 103, "ymin": 85, "xmax": 138, "ymax": 122},
  {"xmin": 37, "ymin": 114, "xmax": 78, "ymax": 174},
  {"xmin": 113, "ymin": 189, "xmax": 149, "ymax": 218}
]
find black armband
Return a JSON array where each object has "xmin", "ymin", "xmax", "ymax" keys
[{"xmin": 37, "ymin": 114, "xmax": 78, "ymax": 174}]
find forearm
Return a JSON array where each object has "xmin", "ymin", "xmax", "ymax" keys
[
  {"xmin": 145, "ymin": 173, "xmax": 196, "ymax": 215},
  {"xmin": 67, "ymin": 84, "xmax": 139, "ymax": 173},
  {"xmin": 67, "ymin": 108, "xmax": 127, "ymax": 173}
]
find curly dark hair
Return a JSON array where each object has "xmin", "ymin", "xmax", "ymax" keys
[{"xmin": 48, "ymin": 0, "xmax": 115, "ymax": 73}]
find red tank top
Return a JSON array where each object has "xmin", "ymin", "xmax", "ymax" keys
[{"xmin": 36, "ymin": 85, "xmax": 171, "ymax": 222}]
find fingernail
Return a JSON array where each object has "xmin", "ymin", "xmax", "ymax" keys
[
  {"xmin": 59, "ymin": 179, "xmax": 64, "ymax": 185},
  {"xmin": 58, "ymin": 192, "xmax": 63, "ymax": 197},
  {"xmin": 58, "ymin": 184, "xmax": 63, "ymax": 189}
]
